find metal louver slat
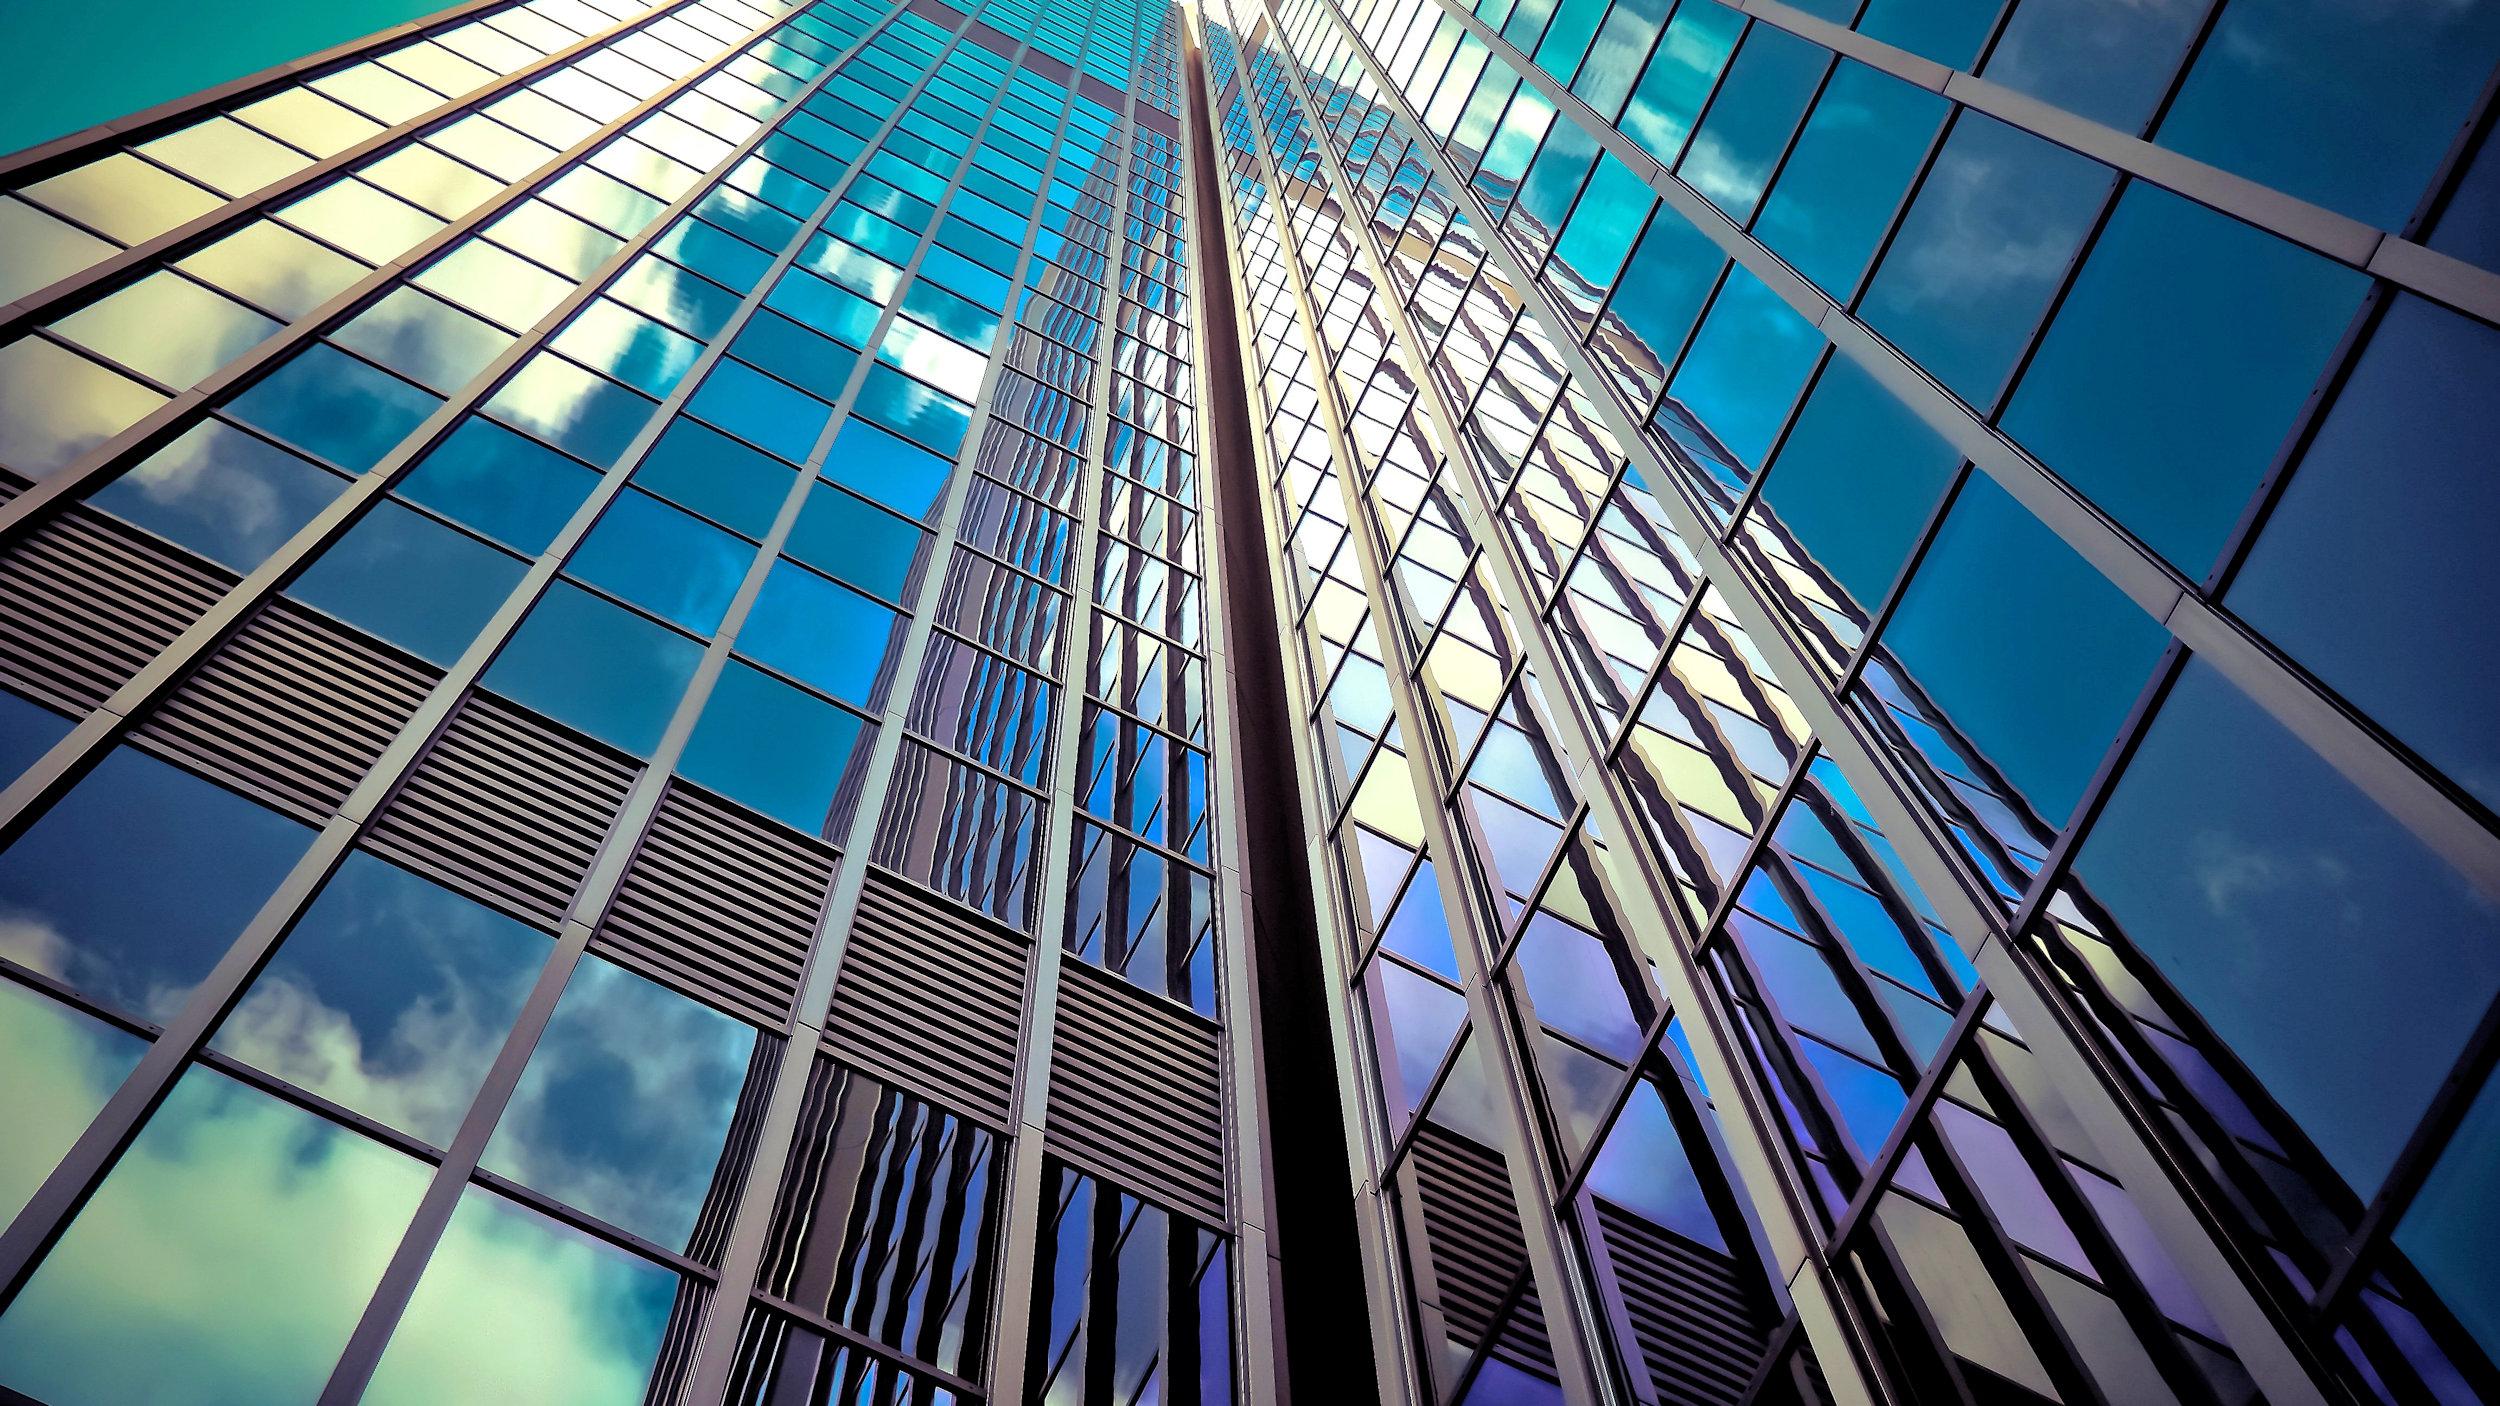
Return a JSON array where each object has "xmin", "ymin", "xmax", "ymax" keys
[
  {"xmin": 1045, "ymin": 960, "xmax": 1227, "ymax": 1225},
  {"xmin": 592, "ymin": 780, "xmax": 836, "ymax": 1030},
  {"xmin": 1592, "ymin": 1200, "xmax": 1769, "ymax": 1406},
  {"xmin": 365, "ymin": 692, "xmax": 638, "ymax": 929},
  {"xmin": 1411, "ymin": 1123, "xmax": 1555, "ymax": 1378},
  {"xmin": 822, "ymin": 870, "xmax": 1032, "ymax": 1127},
  {"xmin": 0, "ymin": 509, "xmax": 232, "ymax": 714},
  {"xmin": 131, "ymin": 601, "xmax": 440, "ymax": 820}
]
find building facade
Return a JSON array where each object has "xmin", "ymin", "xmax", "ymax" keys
[{"xmin": 0, "ymin": 0, "xmax": 2495, "ymax": 1402}]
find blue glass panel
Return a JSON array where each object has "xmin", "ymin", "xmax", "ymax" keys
[
  {"xmin": 396, "ymin": 416, "xmax": 600, "ymax": 555},
  {"xmin": 0, "ymin": 690, "xmax": 73, "ymax": 786},
  {"xmin": 290, "ymin": 500, "xmax": 527, "ymax": 665},
  {"xmin": 2427, "ymin": 128, "xmax": 2500, "ymax": 273},
  {"xmin": 1979, "ymin": 0, "xmax": 2203, "ymax": 133},
  {"xmin": 0, "ymin": 1068, "xmax": 429, "ymax": 1406},
  {"xmin": 688, "ymin": 358, "xmax": 833, "ymax": 464},
  {"xmin": 1756, "ymin": 357, "xmax": 1960, "ymax": 613},
  {"xmin": 2079, "ymin": 661, "xmax": 2500, "ymax": 1194},
  {"xmin": 1859, "ymin": 116, "xmax": 2112, "ymax": 411},
  {"xmin": 330, "ymin": 287, "xmax": 513, "ymax": 395},
  {"xmin": 1855, "ymin": 0, "xmax": 1999, "ymax": 68},
  {"xmin": 1607, "ymin": 209, "xmax": 1723, "ymax": 370},
  {"xmin": 729, "ymin": 309, "xmax": 860, "ymax": 399},
  {"xmin": 566, "ymin": 490, "xmax": 753, "ymax": 635},
  {"xmin": 483, "ymin": 582, "xmax": 703, "ymax": 757},
  {"xmin": 1678, "ymin": 25, "xmax": 1827, "ymax": 223},
  {"xmin": 0, "ymin": 980, "xmax": 145, "ymax": 1226},
  {"xmin": 854, "ymin": 363, "xmax": 971, "ymax": 456},
  {"xmin": 2002, "ymin": 185, "xmax": 2365, "ymax": 575},
  {"xmin": 736, "ymin": 560, "xmax": 903, "ymax": 706},
  {"xmin": 2396, "ymin": 1069, "xmax": 2500, "ymax": 1360},
  {"xmin": 631, "ymin": 418, "xmax": 796, "ymax": 539},
  {"xmin": 782, "ymin": 482, "xmax": 923, "ymax": 601},
  {"xmin": 482, "ymin": 955, "xmax": 755, "ymax": 1249},
  {"xmin": 1663, "ymin": 265, "xmax": 1821, "ymax": 476},
  {"xmin": 229, "ymin": 342, "xmax": 441, "ymax": 471},
  {"xmin": 484, "ymin": 354, "xmax": 657, "ymax": 465},
  {"xmin": 678, "ymin": 661, "xmax": 866, "ymax": 834},
  {"xmin": 215, "ymin": 852, "xmax": 547, "ymax": 1147},
  {"xmin": 360, "ymin": 1187, "xmax": 679, "ymax": 1405},
  {"xmin": 2156, "ymin": 0, "xmax": 2500, "ymax": 228},
  {"xmin": 2231, "ymin": 296, "xmax": 2500, "ymax": 816},
  {"xmin": 653, "ymin": 213, "xmax": 774, "ymax": 290},
  {"xmin": 1616, "ymin": 0, "xmax": 1744, "ymax": 167},
  {"xmin": 1585, "ymin": 1078, "xmax": 1726, "ymax": 1248},
  {"xmin": 90, "ymin": 420, "xmax": 346, "ymax": 572},
  {"xmin": 1877, "ymin": 475, "xmax": 2165, "ymax": 823},
  {"xmin": 1752, "ymin": 62, "xmax": 1948, "ymax": 297}
]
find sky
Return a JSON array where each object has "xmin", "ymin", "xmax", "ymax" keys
[{"xmin": 0, "ymin": 0, "xmax": 452, "ymax": 156}]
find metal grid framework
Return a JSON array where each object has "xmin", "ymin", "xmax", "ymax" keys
[{"xmin": 1192, "ymin": 0, "xmax": 2500, "ymax": 1402}]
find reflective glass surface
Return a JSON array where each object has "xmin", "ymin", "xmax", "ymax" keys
[
  {"xmin": 289, "ymin": 500, "xmax": 528, "ymax": 665},
  {"xmin": 0, "ymin": 979, "xmax": 146, "ymax": 1226},
  {"xmin": 89, "ymin": 420, "xmax": 348, "ymax": 572},
  {"xmin": 483, "ymin": 582, "xmax": 705, "ymax": 757}
]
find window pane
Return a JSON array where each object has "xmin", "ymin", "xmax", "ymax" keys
[
  {"xmin": 53, "ymin": 270, "xmax": 281, "ymax": 388},
  {"xmin": 0, "ymin": 339, "xmax": 165, "ymax": 480},
  {"xmin": 2077, "ymin": 661, "xmax": 2500, "ymax": 1194},
  {"xmin": 214, "ymin": 851, "xmax": 548, "ymax": 1148},
  {"xmin": 1874, "ymin": 475, "xmax": 2166, "ymax": 823},
  {"xmin": 1980, "ymin": 0, "xmax": 2202, "ymax": 134},
  {"xmin": 688, "ymin": 357, "xmax": 833, "ymax": 463},
  {"xmin": 396, "ymin": 416, "xmax": 601, "ymax": 555},
  {"xmin": 360, "ymin": 1186, "xmax": 680, "ymax": 1406},
  {"xmin": 230, "ymin": 343, "xmax": 440, "ymax": 472},
  {"xmin": 1859, "ymin": 116, "xmax": 2112, "ymax": 411},
  {"xmin": 2001, "ymin": 185, "xmax": 2365, "ymax": 575},
  {"xmin": 290, "ymin": 500, "xmax": 527, "ymax": 664},
  {"xmin": 782, "ymin": 482, "xmax": 923, "ymax": 601},
  {"xmin": 483, "ymin": 582, "xmax": 703, "ymax": 756},
  {"xmin": 1752, "ymin": 61, "xmax": 1947, "ymax": 297},
  {"xmin": 566, "ymin": 490, "xmax": 754, "ymax": 635},
  {"xmin": 0, "ymin": 980, "xmax": 146, "ymax": 1227},
  {"xmin": 1753, "ymin": 357, "xmax": 1960, "ymax": 616},
  {"xmin": 481, "ymin": 954, "xmax": 757, "ymax": 1250},
  {"xmin": 679, "ymin": 661, "xmax": 867, "ymax": 835},
  {"xmin": 1677, "ymin": 25, "xmax": 1826, "ymax": 224},
  {"xmin": 630, "ymin": 418, "xmax": 796, "ymax": 538},
  {"xmin": 484, "ymin": 353, "xmax": 657, "ymax": 465},
  {"xmin": 822, "ymin": 416, "xmax": 955, "ymax": 521},
  {"xmin": 1661, "ymin": 264, "xmax": 1821, "ymax": 483},
  {"xmin": 327, "ymin": 286, "xmax": 514, "ymax": 394},
  {"xmin": 0, "ymin": 690, "xmax": 73, "ymax": 785},
  {"xmin": 0, "ymin": 747, "xmax": 308, "ymax": 1023},
  {"xmin": 89, "ymin": 420, "xmax": 347, "ymax": 572},
  {"xmin": 736, "ymin": 559, "xmax": 904, "ymax": 706},
  {"xmin": 0, "ymin": 1067, "xmax": 429, "ymax": 1406}
]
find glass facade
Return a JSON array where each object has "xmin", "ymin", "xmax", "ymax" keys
[{"xmin": 0, "ymin": 0, "xmax": 2495, "ymax": 1402}]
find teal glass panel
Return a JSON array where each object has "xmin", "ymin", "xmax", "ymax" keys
[
  {"xmin": 1752, "ymin": 61, "xmax": 1948, "ymax": 297},
  {"xmin": 1678, "ymin": 24, "xmax": 1826, "ymax": 223},
  {"xmin": 0, "ymin": 747, "xmax": 308, "ymax": 1022},
  {"xmin": 0, "ymin": 1068, "xmax": 429, "ymax": 1406},
  {"xmin": 360, "ymin": 1187, "xmax": 680, "ymax": 1406},
  {"xmin": 2231, "ymin": 296, "xmax": 2500, "ymax": 817},
  {"xmin": 1755, "ymin": 356, "xmax": 1960, "ymax": 613},
  {"xmin": 1663, "ymin": 264, "xmax": 1820, "ymax": 476},
  {"xmin": 729, "ymin": 309, "xmax": 860, "ymax": 399},
  {"xmin": 1987, "ymin": 0, "xmax": 2199, "ymax": 132},
  {"xmin": 566, "ymin": 490, "xmax": 754, "ymax": 635},
  {"xmin": 229, "ymin": 342, "xmax": 441, "ymax": 471},
  {"xmin": 823, "ymin": 417, "xmax": 955, "ymax": 521},
  {"xmin": 482, "ymin": 955, "xmax": 755, "ymax": 1249},
  {"xmin": 0, "ymin": 689, "xmax": 73, "ymax": 784},
  {"xmin": 2079, "ymin": 661, "xmax": 2500, "ymax": 1195},
  {"xmin": 0, "ymin": 980, "xmax": 146, "ymax": 1226},
  {"xmin": 550, "ymin": 299, "xmax": 702, "ymax": 399},
  {"xmin": 783, "ymin": 482, "xmax": 924, "ymax": 600},
  {"xmin": 2396, "ymin": 1070, "xmax": 2500, "ymax": 1359},
  {"xmin": 1616, "ymin": 0, "xmax": 1744, "ymax": 167},
  {"xmin": 1855, "ymin": 0, "xmax": 1999, "ymax": 69},
  {"xmin": 90, "ymin": 419, "xmax": 347, "ymax": 572},
  {"xmin": 1859, "ymin": 116, "xmax": 2111, "ymax": 410},
  {"xmin": 678, "ymin": 661, "xmax": 866, "ymax": 834},
  {"xmin": 1876, "ymin": 475, "xmax": 2165, "ymax": 823},
  {"xmin": 689, "ymin": 357, "xmax": 833, "ymax": 464},
  {"xmin": 396, "ymin": 416, "xmax": 601, "ymax": 555},
  {"xmin": 736, "ymin": 559, "xmax": 903, "ymax": 706},
  {"xmin": 483, "ymin": 582, "xmax": 703, "ymax": 757},
  {"xmin": 1607, "ymin": 208, "xmax": 1722, "ymax": 370},
  {"xmin": 631, "ymin": 418, "xmax": 797, "ymax": 538},
  {"xmin": 1549, "ymin": 155, "xmax": 1648, "ymax": 290},
  {"xmin": 290, "ymin": 500, "xmax": 527, "ymax": 664},
  {"xmin": 484, "ymin": 353, "xmax": 657, "ymax": 465},
  {"xmin": 2156, "ymin": 0, "xmax": 2500, "ymax": 228},
  {"xmin": 854, "ymin": 363, "xmax": 971, "ymax": 456},
  {"xmin": 653, "ymin": 213, "xmax": 774, "ymax": 289},
  {"xmin": 2002, "ymin": 185, "xmax": 2365, "ymax": 575},
  {"xmin": 214, "ymin": 851, "xmax": 548, "ymax": 1148}
]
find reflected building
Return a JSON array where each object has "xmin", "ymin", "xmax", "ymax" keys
[{"xmin": 0, "ymin": 0, "xmax": 2497, "ymax": 1403}]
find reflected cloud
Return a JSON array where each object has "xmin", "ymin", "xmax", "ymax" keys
[{"xmin": 0, "ymin": 980, "xmax": 145, "ymax": 1226}]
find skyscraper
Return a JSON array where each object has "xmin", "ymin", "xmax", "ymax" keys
[{"xmin": 0, "ymin": 0, "xmax": 2494, "ymax": 1401}]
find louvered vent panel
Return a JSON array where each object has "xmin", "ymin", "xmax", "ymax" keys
[
  {"xmin": 1411, "ymin": 1123, "xmax": 1555, "ymax": 1377},
  {"xmin": 130, "ymin": 600, "xmax": 439, "ymax": 820},
  {"xmin": 0, "ymin": 509, "xmax": 231, "ymax": 713},
  {"xmin": 0, "ymin": 470, "xmax": 26, "ymax": 504},
  {"xmin": 1046, "ymin": 961, "xmax": 1226, "ymax": 1225},
  {"xmin": 823, "ymin": 871, "xmax": 1030, "ymax": 1126},
  {"xmin": 1595, "ymin": 1200, "xmax": 1769, "ymax": 1406},
  {"xmin": 593, "ymin": 781, "xmax": 834, "ymax": 1029},
  {"xmin": 365, "ymin": 693, "xmax": 638, "ymax": 929}
]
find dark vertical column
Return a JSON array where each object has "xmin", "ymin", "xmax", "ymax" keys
[{"xmin": 1183, "ymin": 33, "xmax": 1378, "ymax": 1406}]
